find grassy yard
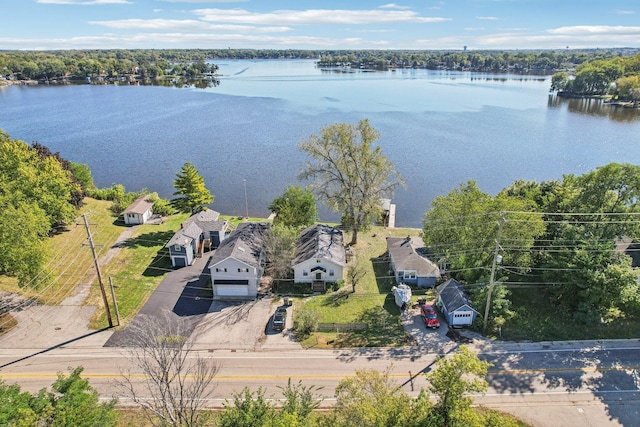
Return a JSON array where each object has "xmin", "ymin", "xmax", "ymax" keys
[
  {"xmin": 87, "ymin": 212, "xmax": 189, "ymax": 329},
  {"xmin": 0, "ymin": 198, "xmax": 124, "ymax": 306},
  {"xmin": 294, "ymin": 226, "xmax": 426, "ymax": 348}
]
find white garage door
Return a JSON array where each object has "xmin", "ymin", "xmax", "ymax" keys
[
  {"xmin": 215, "ymin": 284, "xmax": 250, "ymax": 297},
  {"xmin": 452, "ymin": 311, "xmax": 474, "ymax": 326}
]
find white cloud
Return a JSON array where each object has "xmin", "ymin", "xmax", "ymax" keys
[
  {"xmin": 615, "ymin": 10, "xmax": 635, "ymax": 15},
  {"xmin": 379, "ymin": 3, "xmax": 412, "ymax": 10},
  {"xmin": 160, "ymin": 0, "xmax": 247, "ymax": 3},
  {"xmin": 476, "ymin": 16, "xmax": 499, "ymax": 21},
  {"xmin": 547, "ymin": 25, "xmax": 640, "ymax": 35},
  {"xmin": 193, "ymin": 8, "xmax": 450, "ymax": 25},
  {"xmin": 89, "ymin": 18, "xmax": 291, "ymax": 33},
  {"xmin": 474, "ymin": 26, "xmax": 640, "ymax": 49},
  {"xmin": 0, "ymin": 33, "xmax": 388, "ymax": 50},
  {"xmin": 37, "ymin": 0, "xmax": 132, "ymax": 4}
]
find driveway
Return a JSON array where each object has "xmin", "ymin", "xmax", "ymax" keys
[
  {"xmin": 191, "ymin": 296, "xmax": 301, "ymax": 351},
  {"xmin": 401, "ymin": 304, "xmax": 457, "ymax": 354}
]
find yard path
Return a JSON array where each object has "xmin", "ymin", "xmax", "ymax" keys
[{"xmin": 0, "ymin": 226, "xmax": 138, "ymax": 350}]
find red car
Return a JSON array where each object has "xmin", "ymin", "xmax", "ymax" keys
[{"xmin": 421, "ymin": 305, "xmax": 440, "ymax": 329}]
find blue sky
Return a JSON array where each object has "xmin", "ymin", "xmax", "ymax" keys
[{"xmin": 2, "ymin": 0, "xmax": 639, "ymax": 50}]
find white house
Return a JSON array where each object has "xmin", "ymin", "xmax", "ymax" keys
[
  {"xmin": 122, "ymin": 195, "xmax": 154, "ymax": 225},
  {"xmin": 293, "ymin": 224, "xmax": 346, "ymax": 291},
  {"xmin": 209, "ymin": 222, "xmax": 270, "ymax": 299}
]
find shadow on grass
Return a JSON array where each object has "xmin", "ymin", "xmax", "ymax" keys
[
  {"xmin": 372, "ymin": 253, "xmax": 396, "ymax": 295},
  {"xmin": 121, "ymin": 230, "xmax": 175, "ymax": 249},
  {"xmin": 333, "ymin": 294, "xmax": 409, "ymax": 348},
  {"xmin": 322, "ymin": 290, "xmax": 352, "ymax": 307}
]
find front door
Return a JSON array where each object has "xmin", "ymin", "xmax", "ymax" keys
[{"xmin": 315, "ymin": 272, "xmax": 322, "ymax": 280}]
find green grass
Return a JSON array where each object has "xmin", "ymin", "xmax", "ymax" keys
[
  {"xmin": 0, "ymin": 198, "xmax": 124, "ymax": 306},
  {"xmin": 88, "ymin": 212, "xmax": 190, "ymax": 329},
  {"xmin": 292, "ymin": 226, "xmax": 424, "ymax": 347},
  {"xmin": 499, "ymin": 287, "xmax": 640, "ymax": 342}
]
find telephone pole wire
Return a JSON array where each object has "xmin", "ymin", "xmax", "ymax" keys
[
  {"xmin": 82, "ymin": 214, "xmax": 113, "ymax": 328},
  {"xmin": 483, "ymin": 212, "xmax": 505, "ymax": 332}
]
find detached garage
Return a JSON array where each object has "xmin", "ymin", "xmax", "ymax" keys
[{"xmin": 436, "ymin": 278, "xmax": 478, "ymax": 327}]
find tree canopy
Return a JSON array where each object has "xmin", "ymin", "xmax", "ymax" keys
[
  {"xmin": 0, "ymin": 130, "xmax": 82, "ymax": 284},
  {"xmin": 298, "ymin": 120, "xmax": 404, "ymax": 245},
  {"xmin": 172, "ymin": 162, "xmax": 213, "ymax": 214},
  {"xmin": 0, "ymin": 367, "xmax": 117, "ymax": 427},
  {"xmin": 421, "ymin": 163, "xmax": 640, "ymax": 329},
  {"xmin": 269, "ymin": 185, "xmax": 317, "ymax": 228}
]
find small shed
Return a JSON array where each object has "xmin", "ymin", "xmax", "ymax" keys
[
  {"xmin": 436, "ymin": 278, "xmax": 478, "ymax": 327},
  {"xmin": 122, "ymin": 195, "xmax": 154, "ymax": 225}
]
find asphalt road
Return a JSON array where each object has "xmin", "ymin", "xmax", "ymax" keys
[{"xmin": 1, "ymin": 342, "xmax": 639, "ymax": 426}]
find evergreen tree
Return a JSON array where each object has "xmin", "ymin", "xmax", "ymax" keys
[{"xmin": 172, "ymin": 162, "xmax": 213, "ymax": 214}]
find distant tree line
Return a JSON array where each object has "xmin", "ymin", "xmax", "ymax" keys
[
  {"xmin": 2, "ymin": 48, "xmax": 639, "ymax": 84},
  {"xmin": 550, "ymin": 53, "xmax": 640, "ymax": 103}
]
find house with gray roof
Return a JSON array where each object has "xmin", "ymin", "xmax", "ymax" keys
[
  {"xmin": 293, "ymin": 224, "xmax": 346, "ymax": 291},
  {"xmin": 386, "ymin": 236, "xmax": 440, "ymax": 288},
  {"xmin": 209, "ymin": 222, "xmax": 270, "ymax": 299},
  {"xmin": 435, "ymin": 278, "xmax": 478, "ymax": 327},
  {"xmin": 166, "ymin": 209, "xmax": 229, "ymax": 268},
  {"xmin": 122, "ymin": 195, "xmax": 154, "ymax": 225}
]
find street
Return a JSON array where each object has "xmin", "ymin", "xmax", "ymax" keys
[{"xmin": 1, "ymin": 339, "xmax": 639, "ymax": 426}]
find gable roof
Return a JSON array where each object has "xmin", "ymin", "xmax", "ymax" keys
[
  {"xmin": 122, "ymin": 195, "xmax": 153, "ymax": 215},
  {"xmin": 436, "ymin": 278, "xmax": 478, "ymax": 313},
  {"xmin": 210, "ymin": 222, "xmax": 270, "ymax": 268},
  {"xmin": 293, "ymin": 224, "xmax": 346, "ymax": 266},
  {"xmin": 166, "ymin": 221, "xmax": 202, "ymax": 248},
  {"xmin": 183, "ymin": 209, "xmax": 227, "ymax": 233},
  {"xmin": 386, "ymin": 236, "xmax": 440, "ymax": 278}
]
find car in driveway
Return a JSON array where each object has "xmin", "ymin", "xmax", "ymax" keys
[
  {"xmin": 272, "ymin": 306, "xmax": 287, "ymax": 332},
  {"xmin": 421, "ymin": 304, "xmax": 440, "ymax": 329}
]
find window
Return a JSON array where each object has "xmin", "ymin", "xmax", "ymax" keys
[
  {"xmin": 404, "ymin": 271, "xmax": 416, "ymax": 279},
  {"xmin": 303, "ymin": 270, "xmax": 308, "ymax": 276},
  {"xmin": 215, "ymin": 268, "xmax": 220, "ymax": 272},
  {"xmin": 329, "ymin": 269, "xmax": 334, "ymax": 276},
  {"xmin": 174, "ymin": 244, "xmax": 181, "ymax": 251},
  {"xmin": 316, "ymin": 259, "xmax": 321, "ymax": 263}
]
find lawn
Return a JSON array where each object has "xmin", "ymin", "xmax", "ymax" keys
[
  {"xmin": 0, "ymin": 198, "xmax": 124, "ymax": 305},
  {"xmin": 87, "ymin": 211, "xmax": 190, "ymax": 329},
  {"xmin": 294, "ymin": 226, "xmax": 425, "ymax": 347}
]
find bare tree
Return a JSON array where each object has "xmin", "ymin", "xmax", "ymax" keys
[{"xmin": 118, "ymin": 311, "xmax": 218, "ymax": 427}]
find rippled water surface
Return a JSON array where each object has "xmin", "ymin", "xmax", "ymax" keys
[{"xmin": 2, "ymin": 59, "xmax": 638, "ymax": 227}]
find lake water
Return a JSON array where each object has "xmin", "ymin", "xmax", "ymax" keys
[{"xmin": 1, "ymin": 59, "xmax": 639, "ymax": 228}]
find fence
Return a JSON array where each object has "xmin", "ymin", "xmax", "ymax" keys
[{"xmin": 316, "ymin": 322, "xmax": 369, "ymax": 332}]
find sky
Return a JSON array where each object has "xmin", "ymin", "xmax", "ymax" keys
[{"xmin": 2, "ymin": 0, "xmax": 639, "ymax": 51}]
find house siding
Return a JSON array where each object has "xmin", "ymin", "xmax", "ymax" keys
[
  {"xmin": 210, "ymin": 257, "xmax": 260, "ymax": 299},
  {"xmin": 294, "ymin": 258, "xmax": 344, "ymax": 284}
]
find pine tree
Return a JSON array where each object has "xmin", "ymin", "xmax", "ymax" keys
[{"xmin": 172, "ymin": 162, "xmax": 213, "ymax": 214}]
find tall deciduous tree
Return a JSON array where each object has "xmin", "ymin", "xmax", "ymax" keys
[
  {"xmin": 172, "ymin": 162, "xmax": 213, "ymax": 214},
  {"xmin": 119, "ymin": 311, "xmax": 219, "ymax": 427},
  {"xmin": 427, "ymin": 346, "xmax": 490, "ymax": 427},
  {"xmin": 269, "ymin": 185, "xmax": 318, "ymax": 228},
  {"xmin": 263, "ymin": 225, "xmax": 298, "ymax": 286},
  {"xmin": 298, "ymin": 120, "xmax": 404, "ymax": 245}
]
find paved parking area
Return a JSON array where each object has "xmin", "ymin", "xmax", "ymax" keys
[
  {"xmin": 191, "ymin": 296, "xmax": 301, "ymax": 351},
  {"xmin": 401, "ymin": 305, "xmax": 457, "ymax": 354}
]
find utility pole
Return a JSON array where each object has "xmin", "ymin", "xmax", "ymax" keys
[
  {"xmin": 483, "ymin": 212, "xmax": 505, "ymax": 333},
  {"xmin": 82, "ymin": 214, "xmax": 113, "ymax": 328},
  {"xmin": 109, "ymin": 276, "xmax": 121, "ymax": 326},
  {"xmin": 243, "ymin": 178, "xmax": 249, "ymax": 219}
]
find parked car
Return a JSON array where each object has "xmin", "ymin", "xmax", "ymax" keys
[
  {"xmin": 421, "ymin": 304, "xmax": 440, "ymax": 329},
  {"xmin": 272, "ymin": 307, "xmax": 287, "ymax": 332}
]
